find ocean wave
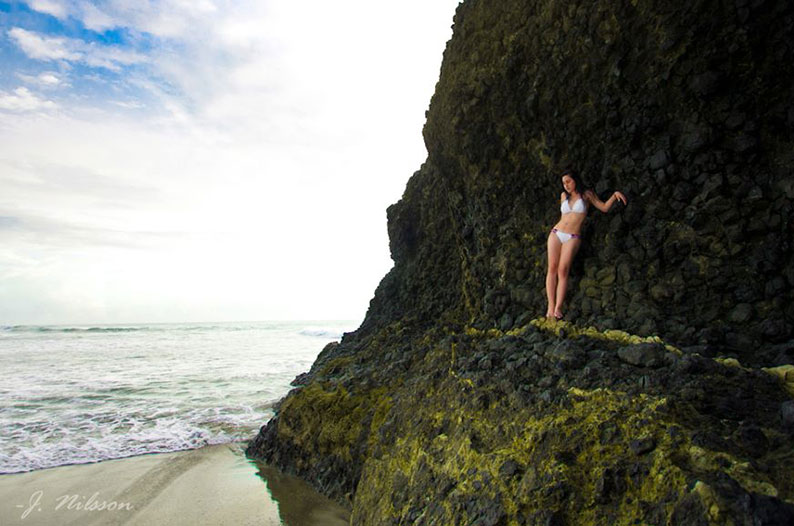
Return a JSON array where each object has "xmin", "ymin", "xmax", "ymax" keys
[
  {"xmin": 3, "ymin": 325, "xmax": 147, "ymax": 334},
  {"xmin": 0, "ymin": 325, "xmax": 247, "ymax": 334},
  {"xmin": 2, "ymin": 322, "xmax": 356, "ymax": 336},
  {"xmin": 0, "ymin": 321, "xmax": 334, "ymax": 474},
  {"xmin": 0, "ymin": 405, "xmax": 274, "ymax": 474},
  {"xmin": 299, "ymin": 327, "xmax": 349, "ymax": 339}
]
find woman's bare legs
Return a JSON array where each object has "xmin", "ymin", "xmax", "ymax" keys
[
  {"xmin": 553, "ymin": 238, "xmax": 581, "ymax": 318},
  {"xmin": 546, "ymin": 233, "xmax": 561, "ymax": 317}
]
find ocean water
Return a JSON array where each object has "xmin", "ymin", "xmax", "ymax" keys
[{"xmin": 0, "ymin": 321, "xmax": 356, "ymax": 474}]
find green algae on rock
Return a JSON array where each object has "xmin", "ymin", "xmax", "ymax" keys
[
  {"xmin": 249, "ymin": 323, "xmax": 794, "ymax": 523},
  {"xmin": 247, "ymin": 0, "xmax": 794, "ymax": 523}
]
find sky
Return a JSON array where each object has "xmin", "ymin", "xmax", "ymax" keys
[{"xmin": 0, "ymin": 0, "xmax": 460, "ymax": 325}]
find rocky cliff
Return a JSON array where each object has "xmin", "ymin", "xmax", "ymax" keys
[{"xmin": 247, "ymin": 0, "xmax": 794, "ymax": 524}]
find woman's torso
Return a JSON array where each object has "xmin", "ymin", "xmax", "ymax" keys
[{"xmin": 554, "ymin": 194, "xmax": 587, "ymax": 234}]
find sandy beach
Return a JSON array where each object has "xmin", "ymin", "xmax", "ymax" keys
[{"xmin": 0, "ymin": 442, "xmax": 349, "ymax": 526}]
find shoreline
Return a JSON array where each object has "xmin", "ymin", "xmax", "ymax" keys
[{"xmin": 0, "ymin": 442, "xmax": 349, "ymax": 526}]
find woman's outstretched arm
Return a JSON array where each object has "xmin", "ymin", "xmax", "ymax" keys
[{"xmin": 584, "ymin": 189, "xmax": 627, "ymax": 213}]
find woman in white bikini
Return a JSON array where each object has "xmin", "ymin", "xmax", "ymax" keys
[{"xmin": 546, "ymin": 169, "xmax": 627, "ymax": 320}]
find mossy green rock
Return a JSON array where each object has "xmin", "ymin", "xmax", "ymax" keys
[
  {"xmin": 247, "ymin": 0, "xmax": 794, "ymax": 523},
  {"xmin": 248, "ymin": 323, "xmax": 794, "ymax": 524}
]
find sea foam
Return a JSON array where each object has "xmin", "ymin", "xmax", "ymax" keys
[{"xmin": 0, "ymin": 320, "xmax": 354, "ymax": 473}]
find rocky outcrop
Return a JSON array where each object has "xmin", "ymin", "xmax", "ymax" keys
[
  {"xmin": 400, "ymin": 0, "xmax": 793, "ymax": 348},
  {"xmin": 249, "ymin": 322, "xmax": 794, "ymax": 524},
  {"xmin": 247, "ymin": 0, "xmax": 794, "ymax": 523}
]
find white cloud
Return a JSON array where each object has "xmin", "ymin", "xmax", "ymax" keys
[
  {"xmin": 26, "ymin": 0, "xmax": 68, "ymax": 19},
  {"xmin": 79, "ymin": 2, "xmax": 117, "ymax": 32},
  {"xmin": 26, "ymin": 0, "xmax": 116, "ymax": 31},
  {"xmin": 9, "ymin": 27, "xmax": 146, "ymax": 71},
  {"xmin": 0, "ymin": 98, "xmax": 399, "ymax": 323},
  {"xmin": 139, "ymin": 0, "xmax": 457, "ymax": 154},
  {"xmin": 9, "ymin": 28, "xmax": 81, "ymax": 61},
  {"xmin": 0, "ymin": 87, "xmax": 57, "ymax": 112},
  {"xmin": 37, "ymin": 72, "xmax": 61, "ymax": 86},
  {"xmin": 112, "ymin": 99, "xmax": 145, "ymax": 109},
  {"xmin": 24, "ymin": 0, "xmax": 222, "ymax": 37},
  {"xmin": 17, "ymin": 71, "xmax": 64, "ymax": 88},
  {"xmin": 81, "ymin": 43, "xmax": 146, "ymax": 70},
  {"xmin": 2, "ymin": 0, "xmax": 461, "ymax": 324}
]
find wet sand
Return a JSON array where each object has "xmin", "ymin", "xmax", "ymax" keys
[{"xmin": 0, "ymin": 442, "xmax": 349, "ymax": 526}]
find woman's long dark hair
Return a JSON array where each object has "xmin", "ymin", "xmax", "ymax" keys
[{"xmin": 561, "ymin": 168, "xmax": 588, "ymax": 200}]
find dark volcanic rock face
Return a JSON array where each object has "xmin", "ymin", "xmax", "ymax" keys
[
  {"xmin": 377, "ymin": 0, "xmax": 794, "ymax": 349},
  {"xmin": 248, "ymin": 322, "xmax": 794, "ymax": 524},
  {"xmin": 248, "ymin": 1, "xmax": 794, "ymax": 524}
]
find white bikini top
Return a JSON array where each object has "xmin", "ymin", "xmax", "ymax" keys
[{"xmin": 561, "ymin": 196, "xmax": 586, "ymax": 215}]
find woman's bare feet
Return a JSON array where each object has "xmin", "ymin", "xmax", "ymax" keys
[{"xmin": 554, "ymin": 310, "xmax": 563, "ymax": 320}]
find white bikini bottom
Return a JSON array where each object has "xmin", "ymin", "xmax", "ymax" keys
[{"xmin": 551, "ymin": 228, "xmax": 581, "ymax": 244}]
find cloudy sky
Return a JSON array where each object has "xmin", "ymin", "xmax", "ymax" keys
[{"xmin": 0, "ymin": 0, "xmax": 459, "ymax": 325}]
